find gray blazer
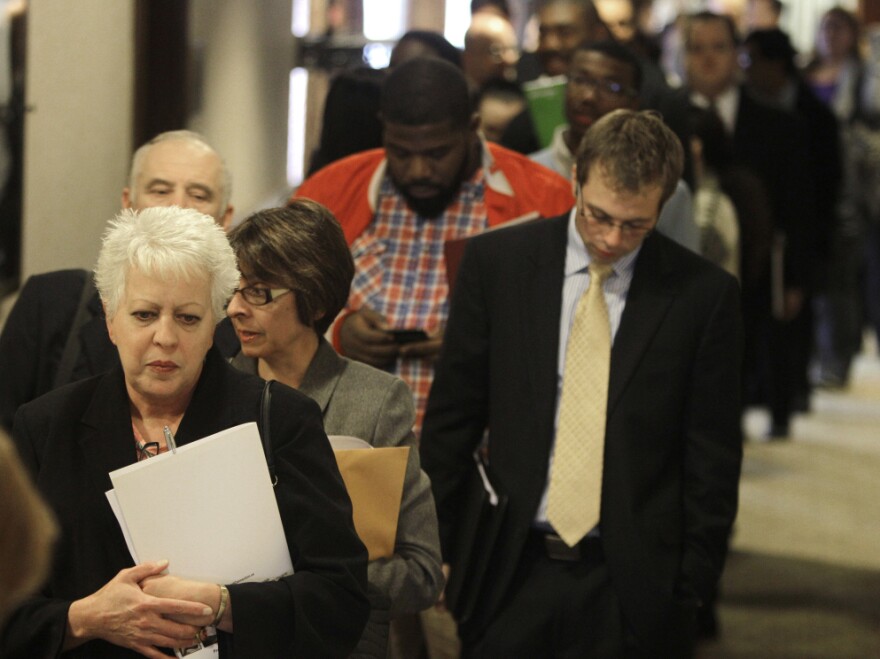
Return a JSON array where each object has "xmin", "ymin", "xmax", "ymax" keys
[{"xmin": 231, "ymin": 339, "xmax": 444, "ymax": 656}]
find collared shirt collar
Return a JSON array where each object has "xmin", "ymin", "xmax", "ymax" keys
[
  {"xmin": 690, "ymin": 85, "xmax": 739, "ymax": 134},
  {"xmin": 550, "ymin": 124, "xmax": 575, "ymax": 180},
  {"xmin": 564, "ymin": 207, "xmax": 642, "ymax": 279}
]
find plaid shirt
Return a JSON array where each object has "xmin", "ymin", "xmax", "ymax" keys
[{"xmin": 348, "ymin": 172, "xmax": 488, "ymax": 433}]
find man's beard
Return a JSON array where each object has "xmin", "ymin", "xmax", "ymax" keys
[
  {"xmin": 394, "ymin": 150, "xmax": 473, "ymax": 219},
  {"xmin": 399, "ymin": 184, "xmax": 460, "ymax": 219}
]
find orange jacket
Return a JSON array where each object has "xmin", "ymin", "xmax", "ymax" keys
[{"xmin": 293, "ymin": 142, "xmax": 574, "ymax": 244}]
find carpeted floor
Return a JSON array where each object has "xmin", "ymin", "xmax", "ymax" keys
[{"xmin": 698, "ymin": 338, "xmax": 880, "ymax": 658}]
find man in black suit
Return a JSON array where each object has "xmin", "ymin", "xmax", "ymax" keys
[
  {"xmin": 741, "ymin": 26, "xmax": 843, "ymax": 398},
  {"xmin": 675, "ymin": 11, "xmax": 817, "ymax": 437},
  {"xmin": 0, "ymin": 130, "xmax": 237, "ymax": 432},
  {"xmin": 421, "ymin": 109, "xmax": 743, "ymax": 656}
]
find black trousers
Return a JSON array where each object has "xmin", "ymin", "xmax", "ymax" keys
[{"xmin": 462, "ymin": 533, "xmax": 659, "ymax": 659}]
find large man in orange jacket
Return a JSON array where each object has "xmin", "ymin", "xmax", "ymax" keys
[{"xmin": 295, "ymin": 57, "xmax": 573, "ymax": 431}]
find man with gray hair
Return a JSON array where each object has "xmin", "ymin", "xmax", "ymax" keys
[
  {"xmin": 0, "ymin": 130, "xmax": 235, "ymax": 431},
  {"xmin": 124, "ymin": 129, "xmax": 234, "ymax": 230}
]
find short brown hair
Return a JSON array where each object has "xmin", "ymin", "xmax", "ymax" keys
[
  {"xmin": 228, "ymin": 201, "xmax": 354, "ymax": 336},
  {"xmin": 574, "ymin": 109, "xmax": 683, "ymax": 208}
]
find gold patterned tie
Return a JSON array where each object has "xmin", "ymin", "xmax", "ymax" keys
[{"xmin": 547, "ymin": 262, "xmax": 613, "ymax": 547}]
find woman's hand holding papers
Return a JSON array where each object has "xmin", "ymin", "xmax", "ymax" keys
[
  {"xmin": 64, "ymin": 560, "xmax": 212, "ymax": 658},
  {"xmin": 142, "ymin": 572, "xmax": 233, "ymax": 632}
]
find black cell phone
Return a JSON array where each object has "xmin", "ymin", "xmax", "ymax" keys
[{"xmin": 388, "ymin": 328, "xmax": 429, "ymax": 344}]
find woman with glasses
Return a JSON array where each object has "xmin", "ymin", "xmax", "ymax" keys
[
  {"xmin": 1, "ymin": 206, "xmax": 369, "ymax": 659},
  {"xmin": 226, "ymin": 201, "xmax": 444, "ymax": 659}
]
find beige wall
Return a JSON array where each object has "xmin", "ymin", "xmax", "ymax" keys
[
  {"xmin": 408, "ymin": 0, "xmax": 444, "ymax": 30},
  {"xmin": 21, "ymin": 0, "xmax": 135, "ymax": 278},
  {"xmin": 189, "ymin": 0, "xmax": 293, "ymax": 222},
  {"xmin": 19, "ymin": 0, "xmax": 293, "ymax": 281},
  {"xmin": 17, "ymin": 0, "xmax": 451, "ymax": 282}
]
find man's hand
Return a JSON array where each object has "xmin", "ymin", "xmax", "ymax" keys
[
  {"xmin": 65, "ymin": 561, "xmax": 212, "ymax": 659},
  {"xmin": 339, "ymin": 308, "xmax": 400, "ymax": 367},
  {"xmin": 398, "ymin": 328, "xmax": 444, "ymax": 361}
]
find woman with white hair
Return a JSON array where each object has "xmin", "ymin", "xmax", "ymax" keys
[{"xmin": 1, "ymin": 206, "xmax": 369, "ymax": 659}]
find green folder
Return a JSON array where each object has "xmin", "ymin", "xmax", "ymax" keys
[{"xmin": 523, "ymin": 75, "xmax": 567, "ymax": 149}]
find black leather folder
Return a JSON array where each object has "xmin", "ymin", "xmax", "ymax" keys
[{"xmin": 444, "ymin": 452, "xmax": 509, "ymax": 626}]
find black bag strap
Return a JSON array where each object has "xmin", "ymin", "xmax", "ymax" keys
[
  {"xmin": 53, "ymin": 270, "xmax": 96, "ymax": 390},
  {"xmin": 259, "ymin": 380, "xmax": 277, "ymax": 487}
]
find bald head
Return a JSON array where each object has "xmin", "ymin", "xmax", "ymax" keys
[
  {"xmin": 463, "ymin": 13, "xmax": 519, "ymax": 87},
  {"xmin": 594, "ymin": 0, "xmax": 637, "ymax": 43},
  {"xmin": 123, "ymin": 130, "xmax": 233, "ymax": 230}
]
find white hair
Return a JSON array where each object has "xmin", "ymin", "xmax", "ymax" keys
[
  {"xmin": 128, "ymin": 130, "xmax": 233, "ymax": 215},
  {"xmin": 94, "ymin": 206, "xmax": 240, "ymax": 322}
]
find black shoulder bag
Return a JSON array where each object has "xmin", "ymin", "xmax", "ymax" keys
[{"xmin": 258, "ymin": 380, "xmax": 278, "ymax": 487}]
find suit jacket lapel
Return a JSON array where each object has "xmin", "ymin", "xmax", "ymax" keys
[
  {"xmin": 733, "ymin": 86, "xmax": 758, "ymax": 145},
  {"xmin": 298, "ymin": 339, "xmax": 345, "ymax": 414},
  {"xmin": 79, "ymin": 365, "xmax": 139, "ymax": 489},
  {"xmin": 608, "ymin": 233, "xmax": 678, "ymax": 414},
  {"xmin": 523, "ymin": 215, "xmax": 567, "ymax": 422}
]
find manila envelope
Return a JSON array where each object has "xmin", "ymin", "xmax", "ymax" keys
[{"xmin": 332, "ymin": 445, "xmax": 409, "ymax": 560}]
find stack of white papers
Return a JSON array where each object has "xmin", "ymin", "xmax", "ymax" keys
[
  {"xmin": 107, "ymin": 422, "xmax": 292, "ymax": 582},
  {"xmin": 106, "ymin": 422, "xmax": 294, "ymax": 658}
]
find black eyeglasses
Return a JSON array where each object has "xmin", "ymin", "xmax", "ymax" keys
[
  {"xmin": 567, "ymin": 73, "xmax": 636, "ymax": 98},
  {"xmin": 577, "ymin": 190, "xmax": 655, "ymax": 239},
  {"xmin": 137, "ymin": 440, "xmax": 160, "ymax": 461},
  {"xmin": 231, "ymin": 286, "xmax": 291, "ymax": 306}
]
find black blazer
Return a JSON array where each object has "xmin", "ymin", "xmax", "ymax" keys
[
  {"xmin": 733, "ymin": 88, "xmax": 818, "ymax": 290},
  {"xmin": 2, "ymin": 348, "xmax": 369, "ymax": 659},
  {"xmin": 792, "ymin": 79, "xmax": 843, "ymax": 268},
  {"xmin": 421, "ymin": 215, "xmax": 743, "ymax": 650},
  {"xmin": 0, "ymin": 270, "xmax": 111, "ymax": 432},
  {"xmin": 659, "ymin": 85, "xmax": 819, "ymax": 291}
]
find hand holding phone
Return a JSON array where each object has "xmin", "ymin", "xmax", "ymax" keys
[{"xmin": 388, "ymin": 328, "xmax": 430, "ymax": 344}]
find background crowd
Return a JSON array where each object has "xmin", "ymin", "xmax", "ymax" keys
[
  {"xmin": 304, "ymin": 0, "xmax": 880, "ymax": 443},
  {"xmin": 1, "ymin": 0, "xmax": 878, "ymax": 658}
]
